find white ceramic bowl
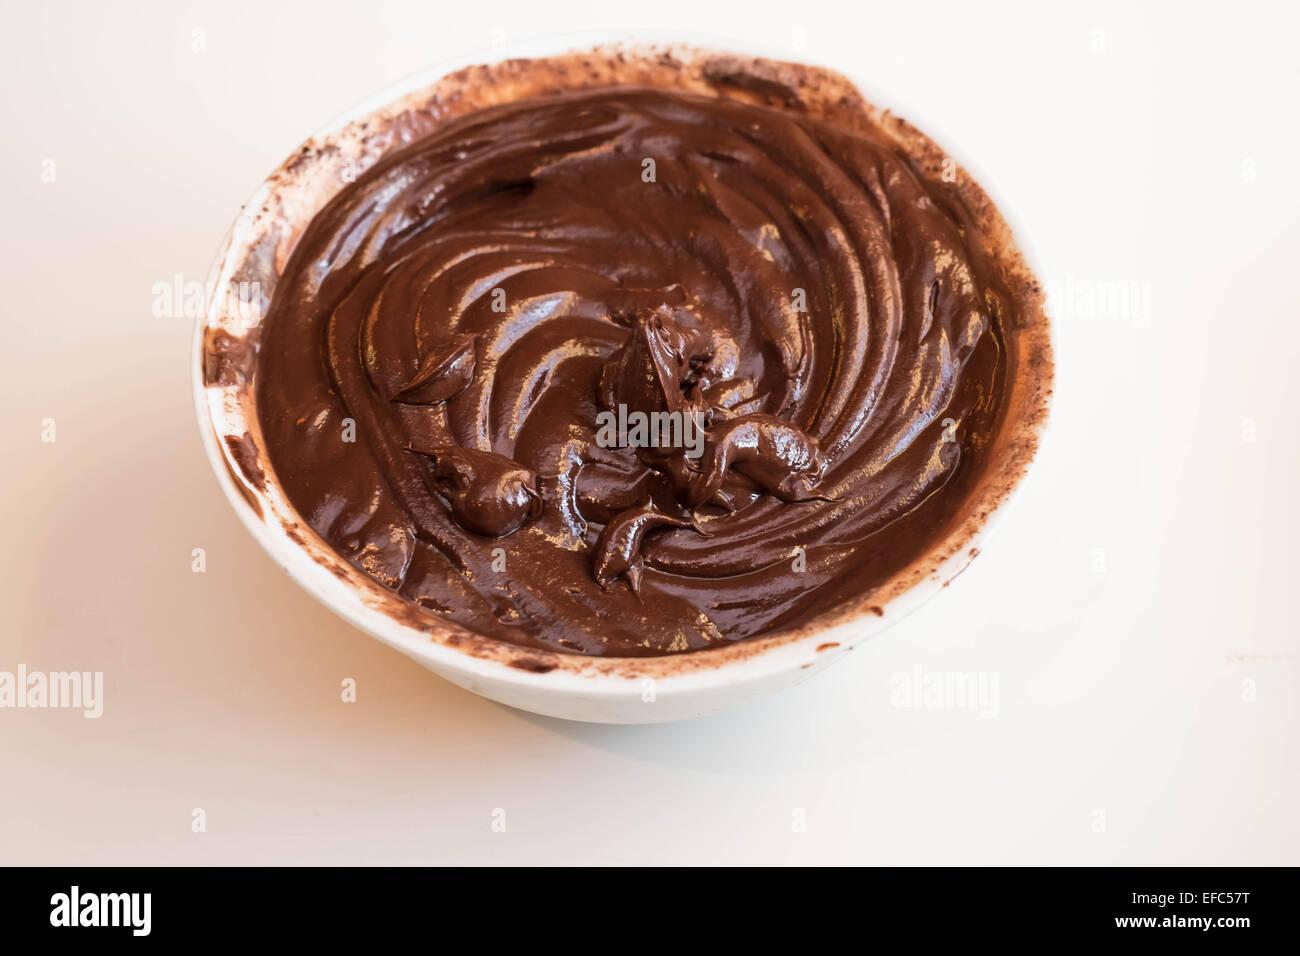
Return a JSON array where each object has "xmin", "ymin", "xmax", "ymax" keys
[{"xmin": 193, "ymin": 33, "xmax": 1053, "ymax": 723}]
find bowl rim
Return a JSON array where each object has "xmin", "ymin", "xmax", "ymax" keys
[{"xmin": 192, "ymin": 30, "xmax": 1055, "ymax": 695}]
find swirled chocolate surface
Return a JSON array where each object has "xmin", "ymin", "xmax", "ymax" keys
[{"xmin": 257, "ymin": 77, "xmax": 1024, "ymax": 657}]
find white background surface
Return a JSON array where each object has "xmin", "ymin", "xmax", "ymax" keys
[{"xmin": 2, "ymin": 0, "xmax": 1296, "ymax": 865}]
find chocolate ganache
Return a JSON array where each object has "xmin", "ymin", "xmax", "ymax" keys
[{"xmin": 256, "ymin": 72, "xmax": 1030, "ymax": 657}]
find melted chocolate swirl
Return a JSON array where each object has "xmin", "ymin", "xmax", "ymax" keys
[{"xmin": 257, "ymin": 85, "xmax": 1012, "ymax": 656}]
